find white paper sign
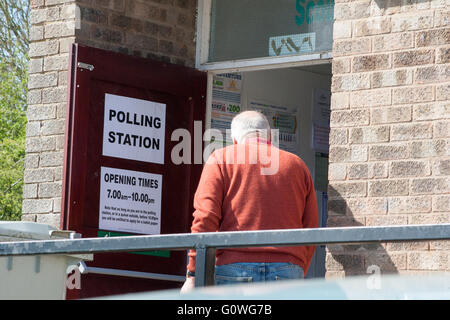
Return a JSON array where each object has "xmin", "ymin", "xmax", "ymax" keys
[
  {"xmin": 103, "ymin": 94, "xmax": 166, "ymax": 164},
  {"xmin": 99, "ymin": 166, "xmax": 162, "ymax": 235},
  {"xmin": 312, "ymin": 88, "xmax": 331, "ymax": 124},
  {"xmin": 312, "ymin": 88, "xmax": 331, "ymax": 153},
  {"xmin": 248, "ymin": 100, "xmax": 299, "ymax": 155},
  {"xmin": 211, "ymin": 73, "xmax": 243, "ymax": 145}
]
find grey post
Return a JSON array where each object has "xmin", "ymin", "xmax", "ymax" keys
[{"xmin": 194, "ymin": 246, "xmax": 216, "ymax": 287}]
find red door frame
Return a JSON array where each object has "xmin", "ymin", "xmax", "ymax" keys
[{"xmin": 61, "ymin": 44, "xmax": 206, "ymax": 298}]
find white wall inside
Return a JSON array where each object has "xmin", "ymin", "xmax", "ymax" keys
[{"xmin": 240, "ymin": 65, "xmax": 331, "ymax": 174}]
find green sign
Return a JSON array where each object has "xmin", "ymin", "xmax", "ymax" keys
[
  {"xmin": 97, "ymin": 230, "xmax": 170, "ymax": 258},
  {"xmin": 295, "ymin": 0, "xmax": 335, "ymax": 26}
]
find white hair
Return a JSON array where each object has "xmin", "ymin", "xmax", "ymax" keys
[{"xmin": 230, "ymin": 111, "xmax": 271, "ymax": 144}]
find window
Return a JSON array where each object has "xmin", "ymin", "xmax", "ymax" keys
[{"xmin": 196, "ymin": 0, "xmax": 334, "ymax": 70}]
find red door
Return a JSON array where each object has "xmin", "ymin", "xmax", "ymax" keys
[{"xmin": 61, "ymin": 44, "xmax": 206, "ymax": 298}]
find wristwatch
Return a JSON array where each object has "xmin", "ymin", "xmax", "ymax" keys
[{"xmin": 186, "ymin": 271, "xmax": 195, "ymax": 277}]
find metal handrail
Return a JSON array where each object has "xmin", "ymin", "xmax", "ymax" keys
[
  {"xmin": 77, "ymin": 261, "xmax": 186, "ymax": 282},
  {"xmin": 1, "ymin": 223, "xmax": 450, "ymax": 287}
]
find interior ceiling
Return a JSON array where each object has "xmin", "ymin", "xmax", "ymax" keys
[{"xmin": 290, "ymin": 63, "xmax": 332, "ymax": 76}]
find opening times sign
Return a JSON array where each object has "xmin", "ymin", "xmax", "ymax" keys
[
  {"xmin": 99, "ymin": 167, "xmax": 162, "ymax": 234},
  {"xmin": 99, "ymin": 166, "xmax": 162, "ymax": 235}
]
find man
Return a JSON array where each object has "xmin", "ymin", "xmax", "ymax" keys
[{"xmin": 181, "ymin": 111, "xmax": 318, "ymax": 292}]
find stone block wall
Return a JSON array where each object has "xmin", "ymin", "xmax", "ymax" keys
[
  {"xmin": 24, "ymin": 0, "xmax": 198, "ymax": 227},
  {"xmin": 24, "ymin": 0, "xmax": 78, "ymax": 226},
  {"xmin": 327, "ymin": 0, "xmax": 449, "ymax": 277},
  {"xmin": 75, "ymin": 0, "xmax": 197, "ymax": 66}
]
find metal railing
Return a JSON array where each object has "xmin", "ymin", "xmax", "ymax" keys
[{"xmin": 1, "ymin": 223, "xmax": 449, "ymax": 287}]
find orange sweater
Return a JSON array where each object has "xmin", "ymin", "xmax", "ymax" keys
[{"xmin": 187, "ymin": 140, "xmax": 318, "ymax": 274}]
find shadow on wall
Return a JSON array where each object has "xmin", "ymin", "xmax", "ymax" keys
[
  {"xmin": 372, "ymin": 0, "xmax": 407, "ymax": 11},
  {"xmin": 326, "ymin": 185, "xmax": 400, "ymax": 278}
]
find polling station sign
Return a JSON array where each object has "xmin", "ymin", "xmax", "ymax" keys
[
  {"xmin": 99, "ymin": 166, "xmax": 162, "ymax": 235},
  {"xmin": 102, "ymin": 93, "xmax": 166, "ymax": 164}
]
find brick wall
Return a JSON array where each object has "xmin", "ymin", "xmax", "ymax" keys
[
  {"xmin": 75, "ymin": 0, "xmax": 197, "ymax": 66},
  {"xmin": 327, "ymin": 0, "xmax": 450, "ymax": 277},
  {"xmin": 24, "ymin": 0, "xmax": 77, "ymax": 226},
  {"xmin": 24, "ymin": 0, "xmax": 197, "ymax": 227}
]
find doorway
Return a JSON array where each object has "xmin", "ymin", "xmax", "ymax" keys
[{"xmin": 205, "ymin": 63, "xmax": 332, "ymax": 278}]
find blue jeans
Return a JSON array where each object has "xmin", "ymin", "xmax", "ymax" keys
[{"xmin": 214, "ymin": 263, "xmax": 304, "ymax": 286}]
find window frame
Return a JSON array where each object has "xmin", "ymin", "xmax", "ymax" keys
[{"xmin": 195, "ymin": 0, "xmax": 333, "ymax": 72}]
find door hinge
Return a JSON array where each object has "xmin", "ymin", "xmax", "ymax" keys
[{"xmin": 78, "ymin": 62, "xmax": 95, "ymax": 71}]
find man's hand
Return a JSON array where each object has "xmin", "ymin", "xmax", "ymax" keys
[{"xmin": 180, "ymin": 276, "xmax": 195, "ymax": 294}]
